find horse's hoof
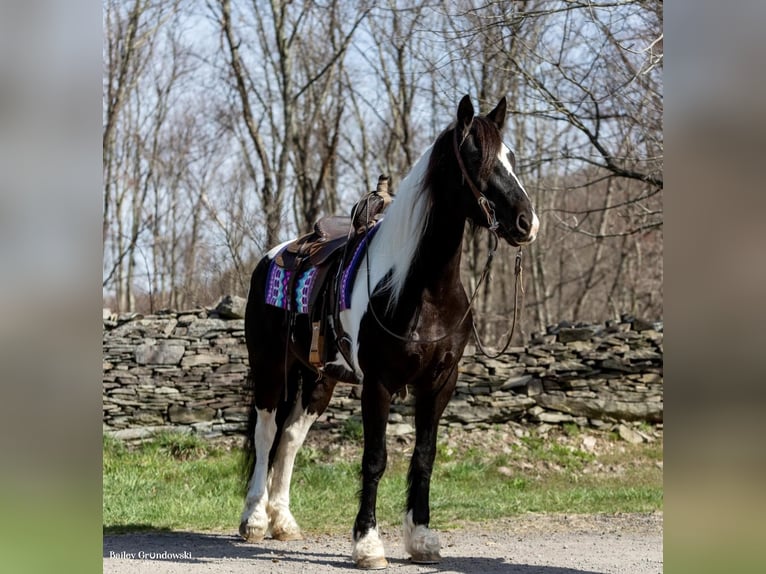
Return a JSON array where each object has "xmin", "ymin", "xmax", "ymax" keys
[
  {"xmin": 354, "ymin": 556, "xmax": 388, "ymax": 569},
  {"xmin": 411, "ymin": 550, "xmax": 441, "ymax": 564},
  {"xmin": 402, "ymin": 511, "xmax": 441, "ymax": 563},
  {"xmin": 271, "ymin": 528, "xmax": 303, "ymax": 542},
  {"xmin": 239, "ymin": 521, "xmax": 266, "ymax": 543},
  {"xmin": 352, "ymin": 527, "xmax": 387, "ymax": 569}
]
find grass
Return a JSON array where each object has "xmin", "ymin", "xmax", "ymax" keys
[
  {"xmin": 340, "ymin": 416, "xmax": 364, "ymax": 442},
  {"xmin": 103, "ymin": 432, "xmax": 243, "ymax": 532},
  {"xmin": 103, "ymin": 428, "xmax": 662, "ymax": 534}
]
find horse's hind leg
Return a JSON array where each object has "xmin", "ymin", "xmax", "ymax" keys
[
  {"xmin": 267, "ymin": 372, "xmax": 337, "ymax": 541},
  {"xmin": 403, "ymin": 368, "xmax": 458, "ymax": 563},
  {"xmin": 239, "ymin": 359, "xmax": 298, "ymax": 542},
  {"xmin": 240, "ymin": 408, "xmax": 275, "ymax": 542}
]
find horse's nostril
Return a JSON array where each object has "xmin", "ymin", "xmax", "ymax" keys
[{"xmin": 516, "ymin": 212, "xmax": 531, "ymax": 234}]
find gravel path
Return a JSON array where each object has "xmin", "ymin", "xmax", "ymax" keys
[{"xmin": 103, "ymin": 513, "xmax": 662, "ymax": 574}]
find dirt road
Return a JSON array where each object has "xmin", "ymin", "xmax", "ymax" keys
[{"xmin": 103, "ymin": 513, "xmax": 661, "ymax": 574}]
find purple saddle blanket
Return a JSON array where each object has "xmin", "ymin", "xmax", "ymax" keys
[{"xmin": 265, "ymin": 224, "xmax": 380, "ymax": 314}]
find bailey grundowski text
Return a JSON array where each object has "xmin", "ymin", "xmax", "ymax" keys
[{"xmin": 108, "ymin": 551, "xmax": 192, "ymax": 560}]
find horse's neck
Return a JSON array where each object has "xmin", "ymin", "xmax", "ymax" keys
[
  {"xmin": 409, "ymin": 195, "xmax": 466, "ymax": 294},
  {"xmin": 368, "ymin": 145, "xmax": 466, "ymax": 307}
]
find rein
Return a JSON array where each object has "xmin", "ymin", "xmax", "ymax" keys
[
  {"xmin": 361, "ymin": 129, "xmax": 525, "ymax": 353},
  {"xmin": 471, "ymin": 247, "xmax": 524, "ymax": 358},
  {"xmin": 363, "ymin": 221, "xmax": 497, "ymax": 345}
]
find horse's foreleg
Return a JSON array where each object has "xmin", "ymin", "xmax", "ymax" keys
[
  {"xmin": 404, "ymin": 370, "xmax": 458, "ymax": 563},
  {"xmin": 352, "ymin": 379, "xmax": 391, "ymax": 570},
  {"xmin": 268, "ymin": 377, "xmax": 336, "ymax": 541},
  {"xmin": 240, "ymin": 407, "xmax": 277, "ymax": 542}
]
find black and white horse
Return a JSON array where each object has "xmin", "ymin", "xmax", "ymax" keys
[{"xmin": 238, "ymin": 95, "xmax": 539, "ymax": 568}]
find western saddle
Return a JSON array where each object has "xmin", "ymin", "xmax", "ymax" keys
[{"xmin": 271, "ymin": 175, "xmax": 393, "ymax": 374}]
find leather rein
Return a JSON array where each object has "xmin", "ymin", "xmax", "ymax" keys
[{"xmin": 361, "ymin": 128, "xmax": 525, "ymax": 356}]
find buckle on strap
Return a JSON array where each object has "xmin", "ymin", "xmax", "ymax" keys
[{"xmin": 477, "ymin": 194, "xmax": 499, "ymax": 231}]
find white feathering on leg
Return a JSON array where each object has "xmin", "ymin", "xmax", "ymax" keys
[
  {"xmin": 351, "ymin": 527, "xmax": 388, "ymax": 569},
  {"xmin": 403, "ymin": 509, "xmax": 441, "ymax": 563}
]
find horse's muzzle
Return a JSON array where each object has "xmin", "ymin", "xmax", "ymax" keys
[{"xmin": 498, "ymin": 210, "xmax": 539, "ymax": 246}]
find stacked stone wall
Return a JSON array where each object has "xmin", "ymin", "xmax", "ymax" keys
[{"xmin": 103, "ymin": 308, "xmax": 662, "ymax": 441}]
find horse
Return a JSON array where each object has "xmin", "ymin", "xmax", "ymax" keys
[{"xmin": 238, "ymin": 95, "xmax": 539, "ymax": 569}]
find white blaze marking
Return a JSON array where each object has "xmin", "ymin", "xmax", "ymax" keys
[
  {"xmin": 497, "ymin": 142, "xmax": 531, "ymax": 200},
  {"xmin": 498, "ymin": 143, "xmax": 539, "ymax": 241},
  {"xmin": 529, "ymin": 211, "xmax": 540, "ymax": 240}
]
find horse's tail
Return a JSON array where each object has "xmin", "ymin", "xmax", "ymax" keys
[
  {"xmin": 239, "ymin": 257, "xmax": 302, "ymax": 493},
  {"xmin": 240, "ymin": 370, "xmax": 258, "ymax": 494},
  {"xmin": 238, "ymin": 254, "xmax": 315, "ymax": 494}
]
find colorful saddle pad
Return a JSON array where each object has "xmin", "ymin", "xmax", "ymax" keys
[{"xmin": 265, "ymin": 224, "xmax": 380, "ymax": 314}]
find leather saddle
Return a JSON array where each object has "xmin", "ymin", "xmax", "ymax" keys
[
  {"xmin": 273, "ymin": 174, "xmax": 392, "ymax": 273},
  {"xmin": 274, "ymin": 215, "xmax": 353, "ymax": 270},
  {"xmin": 269, "ymin": 176, "xmax": 393, "ymax": 373}
]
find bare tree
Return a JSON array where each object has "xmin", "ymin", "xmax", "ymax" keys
[
  {"xmin": 214, "ymin": 0, "xmax": 370, "ymax": 245},
  {"xmin": 434, "ymin": 0, "xmax": 663, "ymax": 332},
  {"xmin": 103, "ymin": 0, "xmax": 183, "ymax": 311},
  {"xmin": 102, "ymin": 0, "xmax": 663, "ymax": 327}
]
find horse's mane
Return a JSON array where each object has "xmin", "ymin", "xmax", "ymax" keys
[
  {"xmin": 365, "ymin": 146, "xmax": 433, "ymax": 309},
  {"xmin": 368, "ymin": 116, "xmax": 502, "ymax": 310}
]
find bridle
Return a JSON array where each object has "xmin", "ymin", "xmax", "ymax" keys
[
  {"xmin": 452, "ymin": 127, "xmax": 499, "ymax": 232},
  {"xmin": 361, "ymin": 127, "xmax": 525, "ymax": 355}
]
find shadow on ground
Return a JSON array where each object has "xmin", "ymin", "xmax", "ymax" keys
[{"xmin": 104, "ymin": 530, "xmax": 605, "ymax": 574}]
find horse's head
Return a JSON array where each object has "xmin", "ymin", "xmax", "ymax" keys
[{"xmin": 448, "ymin": 95, "xmax": 539, "ymax": 246}]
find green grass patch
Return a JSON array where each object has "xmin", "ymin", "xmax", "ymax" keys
[
  {"xmin": 103, "ymin": 429, "xmax": 662, "ymax": 534},
  {"xmin": 103, "ymin": 432, "xmax": 243, "ymax": 533}
]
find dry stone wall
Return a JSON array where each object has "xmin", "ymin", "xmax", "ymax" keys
[{"xmin": 103, "ymin": 306, "xmax": 662, "ymax": 441}]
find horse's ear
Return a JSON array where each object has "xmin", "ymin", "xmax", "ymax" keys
[
  {"xmin": 486, "ymin": 97, "xmax": 507, "ymax": 130},
  {"xmin": 457, "ymin": 95, "xmax": 474, "ymax": 135}
]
